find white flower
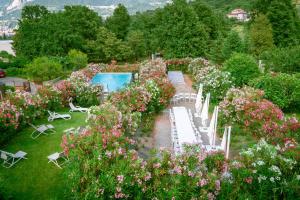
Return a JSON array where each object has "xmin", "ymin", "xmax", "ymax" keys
[
  {"xmin": 297, "ymin": 175, "xmax": 300, "ymax": 180},
  {"xmin": 257, "ymin": 160, "xmax": 265, "ymax": 166},
  {"xmin": 270, "ymin": 177, "xmax": 275, "ymax": 183},
  {"xmin": 269, "ymin": 165, "xmax": 282, "ymax": 175},
  {"xmin": 258, "ymin": 175, "xmax": 267, "ymax": 183}
]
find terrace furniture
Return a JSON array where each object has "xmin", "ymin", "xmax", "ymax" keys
[
  {"xmin": 64, "ymin": 127, "xmax": 86, "ymax": 135},
  {"xmin": 29, "ymin": 123, "xmax": 55, "ymax": 139},
  {"xmin": 203, "ymin": 126, "xmax": 232, "ymax": 159},
  {"xmin": 48, "ymin": 111, "xmax": 71, "ymax": 122},
  {"xmin": 172, "ymin": 107, "xmax": 198, "ymax": 153},
  {"xmin": 194, "ymin": 84, "xmax": 203, "ymax": 117},
  {"xmin": 199, "ymin": 93, "xmax": 210, "ymax": 126},
  {"xmin": 199, "ymin": 106, "xmax": 219, "ymax": 146},
  {"xmin": 69, "ymin": 102, "xmax": 89, "ymax": 113},
  {"xmin": 63, "ymin": 127, "xmax": 75, "ymax": 134},
  {"xmin": 47, "ymin": 152, "xmax": 69, "ymax": 169},
  {"xmin": 0, "ymin": 150, "xmax": 27, "ymax": 168}
]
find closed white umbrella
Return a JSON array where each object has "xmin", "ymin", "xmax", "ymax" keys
[
  {"xmin": 200, "ymin": 93, "xmax": 210, "ymax": 126},
  {"xmin": 220, "ymin": 126, "xmax": 227, "ymax": 151},
  {"xmin": 195, "ymin": 84, "xmax": 203, "ymax": 117},
  {"xmin": 226, "ymin": 126, "xmax": 232, "ymax": 159},
  {"xmin": 207, "ymin": 106, "xmax": 217, "ymax": 146}
]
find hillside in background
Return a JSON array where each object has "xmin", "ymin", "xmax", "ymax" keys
[
  {"xmin": 0, "ymin": 0, "xmax": 170, "ymax": 20},
  {"xmin": 202, "ymin": 0, "xmax": 254, "ymax": 11}
]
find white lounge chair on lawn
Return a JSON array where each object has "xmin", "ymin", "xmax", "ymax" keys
[
  {"xmin": 1, "ymin": 150, "xmax": 27, "ymax": 168},
  {"xmin": 47, "ymin": 152, "xmax": 69, "ymax": 169},
  {"xmin": 48, "ymin": 111, "xmax": 71, "ymax": 122},
  {"xmin": 29, "ymin": 123, "xmax": 55, "ymax": 139},
  {"xmin": 69, "ymin": 102, "xmax": 89, "ymax": 113}
]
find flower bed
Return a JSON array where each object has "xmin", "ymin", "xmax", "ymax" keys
[
  {"xmin": 219, "ymin": 87, "xmax": 300, "ymax": 142},
  {"xmin": 188, "ymin": 58, "xmax": 232, "ymax": 102},
  {"xmin": 0, "ymin": 64, "xmax": 104, "ymax": 145},
  {"xmin": 62, "ymin": 59, "xmax": 300, "ymax": 199}
]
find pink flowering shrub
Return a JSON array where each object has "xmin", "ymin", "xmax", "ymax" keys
[
  {"xmin": 0, "ymin": 86, "xmax": 63, "ymax": 144},
  {"xmin": 37, "ymin": 86, "xmax": 62, "ymax": 110},
  {"xmin": 219, "ymin": 87, "xmax": 300, "ymax": 140},
  {"xmin": 139, "ymin": 59, "xmax": 175, "ymax": 108},
  {"xmin": 5, "ymin": 90, "xmax": 44, "ymax": 123},
  {"xmin": 55, "ymin": 78, "xmax": 102, "ymax": 107},
  {"xmin": 242, "ymin": 99, "xmax": 284, "ymax": 137},
  {"xmin": 219, "ymin": 86, "xmax": 264, "ymax": 123},
  {"xmin": 109, "ymin": 85, "xmax": 152, "ymax": 113},
  {"xmin": 0, "ymin": 100, "xmax": 21, "ymax": 144},
  {"xmin": 188, "ymin": 57, "xmax": 212, "ymax": 76}
]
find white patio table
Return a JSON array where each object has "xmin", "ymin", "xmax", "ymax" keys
[{"xmin": 172, "ymin": 107, "xmax": 198, "ymax": 152}]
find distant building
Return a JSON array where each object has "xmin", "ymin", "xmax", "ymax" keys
[{"xmin": 227, "ymin": 8, "xmax": 250, "ymax": 22}]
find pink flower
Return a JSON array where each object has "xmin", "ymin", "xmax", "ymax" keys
[
  {"xmin": 215, "ymin": 180, "xmax": 221, "ymax": 191},
  {"xmin": 144, "ymin": 172, "xmax": 152, "ymax": 181},
  {"xmin": 198, "ymin": 179, "xmax": 207, "ymax": 187},
  {"xmin": 245, "ymin": 177, "xmax": 253, "ymax": 184},
  {"xmin": 208, "ymin": 192, "xmax": 215, "ymax": 200},
  {"xmin": 117, "ymin": 175, "xmax": 124, "ymax": 183},
  {"xmin": 153, "ymin": 163, "xmax": 161, "ymax": 169}
]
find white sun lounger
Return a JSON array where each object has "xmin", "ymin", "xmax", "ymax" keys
[
  {"xmin": 69, "ymin": 102, "xmax": 89, "ymax": 113},
  {"xmin": 29, "ymin": 123, "xmax": 55, "ymax": 139},
  {"xmin": 1, "ymin": 150, "xmax": 27, "ymax": 168},
  {"xmin": 48, "ymin": 111, "xmax": 71, "ymax": 122},
  {"xmin": 47, "ymin": 152, "xmax": 69, "ymax": 169}
]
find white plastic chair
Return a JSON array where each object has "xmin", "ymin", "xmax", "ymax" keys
[
  {"xmin": 47, "ymin": 152, "xmax": 69, "ymax": 169},
  {"xmin": 29, "ymin": 123, "xmax": 55, "ymax": 139},
  {"xmin": 1, "ymin": 150, "xmax": 27, "ymax": 168},
  {"xmin": 48, "ymin": 111, "xmax": 71, "ymax": 122},
  {"xmin": 69, "ymin": 102, "xmax": 89, "ymax": 113}
]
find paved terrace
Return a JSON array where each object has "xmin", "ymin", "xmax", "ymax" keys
[{"xmin": 153, "ymin": 71, "xmax": 220, "ymax": 152}]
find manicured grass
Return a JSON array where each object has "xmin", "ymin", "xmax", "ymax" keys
[{"xmin": 0, "ymin": 111, "xmax": 87, "ymax": 200}]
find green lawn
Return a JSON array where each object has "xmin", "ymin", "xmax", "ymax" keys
[{"xmin": 0, "ymin": 111, "xmax": 87, "ymax": 200}]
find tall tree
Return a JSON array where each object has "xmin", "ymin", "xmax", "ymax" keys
[
  {"xmin": 105, "ymin": 4, "xmax": 130, "ymax": 40},
  {"xmin": 126, "ymin": 30, "xmax": 146, "ymax": 60},
  {"xmin": 222, "ymin": 31, "xmax": 244, "ymax": 60},
  {"xmin": 88, "ymin": 27, "xmax": 132, "ymax": 62},
  {"xmin": 156, "ymin": 0, "xmax": 209, "ymax": 58},
  {"xmin": 250, "ymin": 14, "xmax": 274, "ymax": 57},
  {"xmin": 267, "ymin": 1, "xmax": 299, "ymax": 47},
  {"xmin": 21, "ymin": 5, "xmax": 49, "ymax": 21},
  {"xmin": 13, "ymin": 5, "xmax": 102, "ymax": 59},
  {"xmin": 191, "ymin": 0, "xmax": 228, "ymax": 40},
  {"xmin": 252, "ymin": 0, "xmax": 300, "ymax": 47}
]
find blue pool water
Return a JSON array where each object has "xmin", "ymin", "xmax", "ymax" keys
[{"xmin": 91, "ymin": 73, "xmax": 132, "ymax": 92}]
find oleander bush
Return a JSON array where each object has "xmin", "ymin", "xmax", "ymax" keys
[
  {"xmin": 250, "ymin": 73, "xmax": 300, "ymax": 112},
  {"xmin": 187, "ymin": 57, "xmax": 211, "ymax": 76},
  {"xmin": 219, "ymin": 87, "xmax": 300, "ymax": 140},
  {"xmin": 193, "ymin": 66, "xmax": 233, "ymax": 102},
  {"xmin": 219, "ymin": 139, "xmax": 300, "ymax": 199}
]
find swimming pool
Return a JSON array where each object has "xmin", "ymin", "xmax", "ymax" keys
[{"xmin": 91, "ymin": 73, "xmax": 132, "ymax": 92}]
